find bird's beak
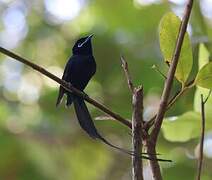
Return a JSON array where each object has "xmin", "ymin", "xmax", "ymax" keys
[{"xmin": 86, "ymin": 34, "xmax": 94, "ymax": 41}]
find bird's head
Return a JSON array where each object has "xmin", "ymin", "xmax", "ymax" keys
[{"xmin": 72, "ymin": 34, "xmax": 93, "ymax": 55}]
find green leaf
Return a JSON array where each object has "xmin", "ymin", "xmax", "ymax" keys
[
  {"xmin": 162, "ymin": 112, "xmax": 201, "ymax": 142},
  {"xmin": 159, "ymin": 12, "xmax": 193, "ymax": 84},
  {"xmin": 194, "ymin": 43, "xmax": 212, "ymax": 119},
  {"xmin": 198, "ymin": 43, "xmax": 210, "ymax": 70},
  {"xmin": 193, "ymin": 87, "xmax": 212, "ymax": 119},
  {"xmin": 195, "ymin": 62, "xmax": 212, "ymax": 89}
]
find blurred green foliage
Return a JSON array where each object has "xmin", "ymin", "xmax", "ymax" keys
[{"xmin": 0, "ymin": 0, "xmax": 212, "ymax": 179}]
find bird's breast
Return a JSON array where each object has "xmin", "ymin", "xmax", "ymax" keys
[{"xmin": 69, "ymin": 55, "xmax": 96, "ymax": 90}]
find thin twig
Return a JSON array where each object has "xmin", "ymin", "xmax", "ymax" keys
[
  {"xmin": 196, "ymin": 91, "xmax": 211, "ymax": 180},
  {"xmin": 197, "ymin": 95, "xmax": 205, "ymax": 180},
  {"xmin": 203, "ymin": 90, "xmax": 211, "ymax": 103},
  {"xmin": 121, "ymin": 55, "xmax": 134, "ymax": 93},
  {"xmin": 166, "ymin": 81, "xmax": 194, "ymax": 109},
  {"xmin": 132, "ymin": 86, "xmax": 144, "ymax": 180},
  {"xmin": 0, "ymin": 46, "xmax": 132, "ymax": 129},
  {"xmin": 148, "ymin": 0, "xmax": 194, "ymax": 179},
  {"xmin": 152, "ymin": 64, "xmax": 167, "ymax": 79},
  {"xmin": 144, "ymin": 79, "xmax": 195, "ymax": 130}
]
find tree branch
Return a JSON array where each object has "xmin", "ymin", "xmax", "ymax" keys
[
  {"xmin": 148, "ymin": 0, "xmax": 194, "ymax": 179},
  {"xmin": 0, "ymin": 46, "xmax": 132, "ymax": 129},
  {"xmin": 150, "ymin": 0, "xmax": 194, "ymax": 141},
  {"xmin": 132, "ymin": 86, "xmax": 144, "ymax": 180},
  {"xmin": 147, "ymin": 141, "xmax": 162, "ymax": 180}
]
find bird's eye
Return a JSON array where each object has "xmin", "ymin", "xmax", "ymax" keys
[{"xmin": 77, "ymin": 43, "xmax": 83, "ymax": 48}]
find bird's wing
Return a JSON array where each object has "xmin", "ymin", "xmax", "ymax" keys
[{"xmin": 56, "ymin": 58, "xmax": 72, "ymax": 107}]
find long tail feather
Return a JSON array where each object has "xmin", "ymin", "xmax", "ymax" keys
[
  {"xmin": 73, "ymin": 96, "xmax": 100, "ymax": 138},
  {"xmin": 73, "ymin": 97, "xmax": 171, "ymax": 162}
]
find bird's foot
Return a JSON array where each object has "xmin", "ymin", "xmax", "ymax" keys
[{"xmin": 82, "ymin": 91, "xmax": 89, "ymax": 99}]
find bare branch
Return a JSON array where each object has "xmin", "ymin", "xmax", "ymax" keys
[
  {"xmin": 132, "ymin": 86, "xmax": 144, "ymax": 180},
  {"xmin": 121, "ymin": 55, "xmax": 134, "ymax": 93},
  {"xmin": 0, "ymin": 46, "xmax": 132, "ymax": 129}
]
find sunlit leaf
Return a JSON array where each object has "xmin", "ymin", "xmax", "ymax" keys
[
  {"xmin": 198, "ymin": 44, "xmax": 210, "ymax": 70},
  {"xmin": 162, "ymin": 112, "xmax": 201, "ymax": 142},
  {"xmin": 159, "ymin": 12, "xmax": 193, "ymax": 84},
  {"xmin": 194, "ymin": 44, "xmax": 212, "ymax": 120},
  {"xmin": 195, "ymin": 62, "xmax": 212, "ymax": 89},
  {"xmin": 193, "ymin": 87, "xmax": 212, "ymax": 119}
]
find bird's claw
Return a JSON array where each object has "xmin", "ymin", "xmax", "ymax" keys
[{"xmin": 82, "ymin": 92, "xmax": 89, "ymax": 99}]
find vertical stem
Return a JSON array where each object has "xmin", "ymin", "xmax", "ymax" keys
[
  {"xmin": 196, "ymin": 94, "xmax": 207, "ymax": 180},
  {"xmin": 132, "ymin": 87, "xmax": 144, "ymax": 180}
]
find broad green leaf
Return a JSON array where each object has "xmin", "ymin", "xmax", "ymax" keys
[
  {"xmin": 198, "ymin": 44, "xmax": 210, "ymax": 70},
  {"xmin": 193, "ymin": 87, "xmax": 212, "ymax": 119},
  {"xmin": 159, "ymin": 12, "xmax": 193, "ymax": 84},
  {"xmin": 162, "ymin": 112, "xmax": 201, "ymax": 142},
  {"xmin": 195, "ymin": 62, "xmax": 212, "ymax": 89},
  {"xmin": 194, "ymin": 44, "xmax": 212, "ymax": 120},
  {"xmin": 162, "ymin": 110, "xmax": 212, "ymax": 142}
]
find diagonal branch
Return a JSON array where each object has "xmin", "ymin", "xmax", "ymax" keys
[
  {"xmin": 147, "ymin": 0, "xmax": 194, "ymax": 180},
  {"xmin": 150, "ymin": 0, "xmax": 194, "ymax": 142},
  {"xmin": 0, "ymin": 46, "xmax": 132, "ymax": 129}
]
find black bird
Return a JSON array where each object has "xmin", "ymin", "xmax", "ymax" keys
[
  {"xmin": 56, "ymin": 34, "xmax": 137, "ymax": 153},
  {"xmin": 56, "ymin": 35, "xmax": 170, "ymax": 162}
]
